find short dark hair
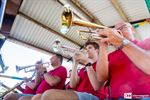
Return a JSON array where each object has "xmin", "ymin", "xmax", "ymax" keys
[
  {"xmin": 56, "ymin": 54, "xmax": 63, "ymax": 64},
  {"xmin": 84, "ymin": 41, "xmax": 99, "ymax": 49}
]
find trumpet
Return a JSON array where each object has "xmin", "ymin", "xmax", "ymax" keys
[
  {"xmin": 52, "ymin": 39, "xmax": 85, "ymax": 57},
  {"xmin": 16, "ymin": 62, "xmax": 50, "ymax": 73},
  {"xmin": 52, "ymin": 39, "xmax": 78, "ymax": 53},
  {"xmin": 0, "ymin": 72, "xmax": 35, "ymax": 99},
  {"xmin": 60, "ymin": 5, "xmax": 107, "ymax": 40}
]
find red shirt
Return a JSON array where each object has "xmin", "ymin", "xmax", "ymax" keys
[
  {"xmin": 136, "ymin": 38, "xmax": 150, "ymax": 50},
  {"xmin": 108, "ymin": 40, "xmax": 150, "ymax": 98},
  {"xmin": 65, "ymin": 82, "xmax": 71, "ymax": 89},
  {"xmin": 36, "ymin": 66, "xmax": 67, "ymax": 94},
  {"xmin": 23, "ymin": 80, "xmax": 36, "ymax": 94},
  {"xmin": 76, "ymin": 63, "xmax": 106, "ymax": 99},
  {"xmin": 23, "ymin": 86, "xmax": 36, "ymax": 94}
]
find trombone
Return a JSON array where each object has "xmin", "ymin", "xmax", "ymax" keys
[
  {"xmin": 0, "ymin": 75, "xmax": 24, "ymax": 80},
  {"xmin": 16, "ymin": 62, "xmax": 50, "ymax": 73},
  {"xmin": 0, "ymin": 81, "xmax": 24, "ymax": 98},
  {"xmin": 60, "ymin": 5, "xmax": 107, "ymax": 40},
  {"xmin": 0, "ymin": 72, "xmax": 35, "ymax": 99}
]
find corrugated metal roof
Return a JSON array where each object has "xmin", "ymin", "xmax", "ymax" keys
[
  {"xmin": 19, "ymin": 0, "xmax": 88, "ymax": 46},
  {"xmin": 117, "ymin": 0, "xmax": 150, "ymax": 21},
  {"xmin": 5, "ymin": 0, "xmax": 150, "ymax": 58},
  {"xmin": 19, "ymin": 0, "xmax": 62, "ymax": 34},
  {"xmin": 78, "ymin": 0, "xmax": 124, "ymax": 26},
  {"xmin": 10, "ymin": 15, "xmax": 80, "ymax": 57}
]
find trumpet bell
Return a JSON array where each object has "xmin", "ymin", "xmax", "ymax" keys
[
  {"xmin": 60, "ymin": 5, "xmax": 72, "ymax": 34},
  {"xmin": 60, "ymin": 5, "xmax": 107, "ymax": 35}
]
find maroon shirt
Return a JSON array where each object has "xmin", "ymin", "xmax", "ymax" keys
[
  {"xmin": 36, "ymin": 66, "xmax": 67, "ymax": 94},
  {"xmin": 108, "ymin": 40, "xmax": 150, "ymax": 98}
]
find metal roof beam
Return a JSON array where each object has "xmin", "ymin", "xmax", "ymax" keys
[
  {"xmin": 7, "ymin": 37, "xmax": 69, "ymax": 59},
  {"xmin": 7, "ymin": 37, "xmax": 52, "ymax": 56},
  {"xmin": 19, "ymin": 12, "xmax": 81, "ymax": 47},
  {"xmin": 1, "ymin": 0, "xmax": 22, "ymax": 34},
  {"xmin": 110, "ymin": 0, "xmax": 129, "ymax": 22},
  {"xmin": 70, "ymin": 0, "xmax": 104, "ymax": 25}
]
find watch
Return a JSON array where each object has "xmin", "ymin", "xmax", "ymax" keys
[
  {"xmin": 84, "ymin": 62, "xmax": 92, "ymax": 72},
  {"xmin": 85, "ymin": 62, "xmax": 92, "ymax": 67},
  {"xmin": 118, "ymin": 39, "xmax": 130, "ymax": 49},
  {"xmin": 43, "ymin": 70, "xmax": 47, "ymax": 74}
]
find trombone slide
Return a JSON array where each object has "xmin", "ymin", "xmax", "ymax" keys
[
  {"xmin": 0, "ymin": 75, "xmax": 24, "ymax": 80},
  {"xmin": 0, "ymin": 72, "xmax": 35, "ymax": 98}
]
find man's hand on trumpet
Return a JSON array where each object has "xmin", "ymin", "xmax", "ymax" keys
[
  {"xmin": 96, "ymin": 28, "xmax": 124, "ymax": 48},
  {"xmin": 26, "ymin": 81, "xmax": 37, "ymax": 90},
  {"xmin": 35, "ymin": 63, "xmax": 46, "ymax": 78},
  {"xmin": 74, "ymin": 50, "xmax": 90, "ymax": 65}
]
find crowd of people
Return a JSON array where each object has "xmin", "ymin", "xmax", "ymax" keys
[{"xmin": 3, "ymin": 22, "xmax": 150, "ymax": 100}]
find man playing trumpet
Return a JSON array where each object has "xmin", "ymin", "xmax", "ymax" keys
[
  {"xmin": 31, "ymin": 42, "xmax": 107, "ymax": 100},
  {"xmin": 4, "ymin": 53, "xmax": 67, "ymax": 100},
  {"xmin": 96, "ymin": 22, "xmax": 150, "ymax": 99}
]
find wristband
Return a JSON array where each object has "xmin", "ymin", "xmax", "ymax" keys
[
  {"xmin": 84, "ymin": 62, "xmax": 92, "ymax": 72},
  {"xmin": 85, "ymin": 62, "xmax": 92, "ymax": 67},
  {"xmin": 43, "ymin": 70, "xmax": 47, "ymax": 74}
]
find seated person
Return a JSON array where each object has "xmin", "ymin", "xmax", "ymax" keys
[
  {"xmin": 31, "ymin": 42, "xmax": 107, "ymax": 100},
  {"xmin": 16, "ymin": 80, "xmax": 36, "ymax": 94},
  {"xmin": 16, "ymin": 61, "xmax": 43, "ymax": 94},
  {"xmin": 4, "ymin": 54, "xmax": 67, "ymax": 100},
  {"xmin": 96, "ymin": 22, "xmax": 150, "ymax": 99}
]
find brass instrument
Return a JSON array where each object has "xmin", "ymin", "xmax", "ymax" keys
[
  {"xmin": 0, "ymin": 81, "xmax": 17, "ymax": 93},
  {"xmin": 52, "ymin": 39, "xmax": 77, "ymax": 53},
  {"xmin": 60, "ymin": 5, "xmax": 107, "ymax": 40},
  {"xmin": 0, "ymin": 81, "xmax": 24, "ymax": 99},
  {"xmin": 52, "ymin": 39, "xmax": 85, "ymax": 57},
  {"xmin": 0, "ymin": 72, "xmax": 35, "ymax": 99},
  {"xmin": 0, "ymin": 75, "xmax": 24, "ymax": 80},
  {"xmin": 16, "ymin": 62, "xmax": 50, "ymax": 73}
]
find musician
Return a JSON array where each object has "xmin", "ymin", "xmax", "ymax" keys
[
  {"xmin": 16, "ymin": 79, "xmax": 36, "ymax": 94},
  {"xmin": 31, "ymin": 42, "xmax": 106, "ymax": 100},
  {"xmin": 3, "ymin": 61, "xmax": 44, "ymax": 100},
  {"xmin": 15, "ymin": 61, "xmax": 44, "ymax": 94},
  {"xmin": 96, "ymin": 22, "xmax": 150, "ymax": 99},
  {"xmin": 4, "ymin": 54, "xmax": 67, "ymax": 100}
]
